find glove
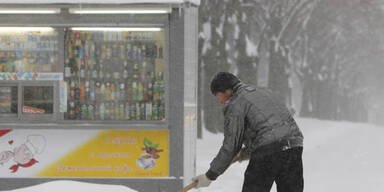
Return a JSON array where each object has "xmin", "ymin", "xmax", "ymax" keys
[{"xmin": 192, "ymin": 174, "xmax": 212, "ymax": 188}]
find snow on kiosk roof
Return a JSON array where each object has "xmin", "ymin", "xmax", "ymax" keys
[{"xmin": 0, "ymin": 0, "xmax": 200, "ymax": 6}]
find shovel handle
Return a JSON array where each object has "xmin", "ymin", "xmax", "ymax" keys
[
  {"xmin": 178, "ymin": 181, "xmax": 197, "ymax": 192},
  {"xmin": 178, "ymin": 156, "xmax": 241, "ymax": 192}
]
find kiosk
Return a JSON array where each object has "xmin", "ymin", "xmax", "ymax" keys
[{"xmin": 0, "ymin": 1, "xmax": 199, "ymax": 191}]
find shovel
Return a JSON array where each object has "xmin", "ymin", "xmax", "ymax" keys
[
  {"xmin": 177, "ymin": 181, "xmax": 197, "ymax": 192},
  {"xmin": 178, "ymin": 155, "xmax": 242, "ymax": 192}
]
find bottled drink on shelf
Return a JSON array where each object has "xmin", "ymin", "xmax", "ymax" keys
[
  {"xmin": 75, "ymin": 82, "xmax": 80, "ymax": 100},
  {"xmin": 140, "ymin": 102, "xmax": 146, "ymax": 120},
  {"xmin": 90, "ymin": 81, "xmax": 95, "ymax": 101},
  {"xmin": 138, "ymin": 82, "xmax": 143, "ymax": 101},
  {"xmin": 136, "ymin": 102, "xmax": 141, "ymax": 120},
  {"xmin": 95, "ymin": 82, "xmax": 101, "ymax": 101},
  {"xmin": 146, "ymin": 102, "xmax": 152, "ymax": 120},
  {"xmin": 81, "ymin": 103, "xmax": 88, "ymax": 120},
  {"xmin": 70, "ymin": 81, "xmax": 76, "ymax": 100},
  {"xmin": 120, "ymin": 83, "xmax": 125, "ymax": 102},
  {"xmin": 114, "ymin": 102, "xmax": 120, "ymax": 120},
  {"xmin": 95, "ymin": 103, "xmax": 99, "ymax": 120},
  {"xmin": 132, "ymin": 82, "xmax": 138, "ymax": 101},
  {"xmin": 80, "ymin": 80, "xmax": 85, "ymax": 101},
  {"xmin": 126, "ymin": 44, "xmax": 132, "ymax": 59},
  {"xmin": 105, "ymin": 102, "xmax": 110, "ymax": 120},
  {"xmin": 68, "ymin": 101, "xmax": 76, "ymax": 120},
  {"xmin": 88, "ymin": 103, "xmax": 94, "ymax": 120},
  {"xmin": 158, "ymin": 101, "xmax": 165, "ymax": 120},
  {"xmin": 99, "ymin": 102, "xmax": 105, "ymax": 120},
  {"xmin": 110, "ymin": 102, "xmax": 115, "ymax": 120},
  {"xmin": 119, "ymin": 103, "xmax": 125, "ymax": 120},
  {"xmin": 137, "ymin": 46, "xmax": 142, "ymax": 60},
  {"xmin": 65, "ymin": 59, "xmax": 71, "ymax": 78},
  {"xmin": 106, "ymin": 82, "xmax": 111, "ymax": 101},
  {"xmin": 100, "ymin": 83, "xmax": 106, "ymax": 101},
  {"xmin": 152, "ymin": 102, "xmax": 158, "ymax": 120},
  {"xmin": 75, "ymin": 102, "xmax": 81, "ymax": 119},
  {"xmin": 130, "ymin": 102, "xmax": 136, "ymax": 120},
  {"xmin": 125, "ymin": 102, "xmax": 130, "ymax": 120},
  {"xmin": 133, "ymin": 45, "xmax": 138, "ymax": 60},
  {"xmin": 110, "ymin": 82, "xmax": 116, "ymax": 101},
  {"xmin": 85, "ymin": 81, "xmax": 90, "ymax": 100},
  {"xmin": 158, "ymin": 72, "xmax": 165, "ymax": 100},
  {"xmin": 120, "ymin": 45, "xmax": 125, "ymax": 60}
]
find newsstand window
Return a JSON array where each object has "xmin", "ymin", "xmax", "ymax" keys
[
  {"xmin": 0, "ymin": 27, "xmax": 59, "ymax": 73},
  {"xmin": 0, "ymin": 86, "xmax": 17, "ymax": 114},
  {"xmin": 23, "ymin": 86, "xmax": 54, "ymax": 114},
  {"xmin": 64, "ymin": 28, "xmax": 166, "ymax": 121}
]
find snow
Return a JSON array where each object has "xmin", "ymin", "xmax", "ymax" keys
[
  {"xmin": 1, "ymin": 180, "xmax": 137, "ymax": 192},
  {"xmin": 192, "ymin": 118, "xmax": 384, "ymax": 192},
  {"xmin": 200, "ymin": 22, "xmax": 212, "ymax": 55},
  {"xmin": 2, "ymin": 118, "xmax": 384, "ymax": 192},
  {"xmin": 0, "ymin": 0, "xmax": 200, "ymax": 6},
  {"xmin": 245, "ymin": 35, "xmax": 258, "ymax": 57}
]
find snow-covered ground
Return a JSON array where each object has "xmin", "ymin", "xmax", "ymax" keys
[
  {"xmin": 2, "ymin": 180, "xmax": 137, "ymax": 192},
  {"xmin": 192, "ymin": 118, "xmax": 384, "ymax": 192},
  {"xmin": 2, "ymin": 118, "xmax": 384, "ymax": 192}
]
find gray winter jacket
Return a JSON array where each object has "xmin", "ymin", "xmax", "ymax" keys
[{"xmin": 206, "ymin": 83, "xmax": 304, "ymax": 180}]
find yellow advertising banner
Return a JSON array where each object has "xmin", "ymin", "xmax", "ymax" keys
[{"xmin": 36, "ymin": 130, "xmax": 169, "ymax": 178}]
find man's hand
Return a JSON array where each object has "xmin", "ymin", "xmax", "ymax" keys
[{"xmin": 192, "ymin": 174, "xmax": 212, "ymax": 189}]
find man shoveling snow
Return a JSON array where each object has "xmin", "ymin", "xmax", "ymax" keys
[{"xmin": 193, "ymin": 72, "xmax": 304, "ymax": 192}]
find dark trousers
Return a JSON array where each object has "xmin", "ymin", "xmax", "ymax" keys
[{"xmin": 242, "ymin": 147, "xmax": 303, "ymax": 192}]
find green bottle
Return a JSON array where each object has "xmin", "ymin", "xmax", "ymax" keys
[
  {"xmin": 152, "ymin": 102, "xmax": 158, "ymax": 120},
  {"xmin": 81, "ymin": 104, "xmax": 88, "ymax": 120},
  {"xmin": 132, "ymin": 82, "xmax": 138, "ymax": 101},
  {"xmin": 88, "ymin": 104, "xmax": 94, "ymax": 120}
]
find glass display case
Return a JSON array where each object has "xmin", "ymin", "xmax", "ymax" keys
[
  {"xmin": 0, "ymin": 27, "xmax": 167, "ymax": 121},
  {"xmin": 23, "ymin": 86, "xmax": 53, "ymax": 114},
  {"xmin": 63, "ymin": 29, "xmax": 166, "ymax": 121},
  {"xmin": 0, "ymin": 28, "xmax": 59, "ymax": 73}
]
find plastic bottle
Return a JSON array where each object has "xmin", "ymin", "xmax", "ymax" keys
[
  {"xmin": 110, "ymin": 102, "xmax": 115, "ymax": 120},
  {"xmin": 81, "ymin": 104, "xmax": 88, "ymax": 120},
  {"xmin": 100, "ymin": 83, "xmax": 106, "ymax": 101},
  {"xmin": 158, "ymin": 101, "xmax": 165, "ymax": 120},
  {"xmin": 136, "ymin": 102, "xmax": 141, "ymax": 120},
  {"xmin": 130, "ymin": 102, "xmax": 136, "ymax": 120},
  {"xmin": 88, "ymin": 104, "xmax": 94, "ymax": 120},
  {"xmin": 80, "ymin": 80, "xmax": 85, "ymax": 101},
  {"xmin": 70, "ymin": 81, "xmax": 76, "ymax": 100},
  {"xmin": 110, "ymin": 82, "xmax": 116, "ymax": 100},
  {"xmin": 146, "ymin": 102, "xmax": 152, "ymax": 120},
  {"xmin": 119, "ymin": 103, "xmax": 125, "ymax": 120},
  {"xmin": 125, "ymin": 102, "xmax": 130, "ymax": 120},
  {"xmin": 152, "ymin": 102, "xmax": 158, "ymax": 120},
  {"xmin": 99, "ymin": 102, "xmax": 105, "ymax": 120},
  {"xmin": 95, "ymin": 82, "xmax": 101, "ymax": 101},
  {"xmin": 90, "ymin": 81, "xmax": 95, "ymax": 101},
  {"xmin": 138, "ymin": 82, "xmax": 143, "ymax": 101},
  {"xmin": 120, "ymin": 83, "xmax": 126, "ymax": 101},
  {"xmin": 132, "ymin": 82, "xmax": 138, "ymax": 101},
  {"xmin": 126, "ymin": 44, "xmax": 132, "ymax": 59},
  {"xmin": 85, "ymin": 81, "xmax": 90, "ymax": 100}
]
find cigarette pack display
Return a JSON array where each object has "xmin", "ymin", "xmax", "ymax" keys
[{"xmin": 0, "ymin": 30, "xmax": 59, "ymax": 73}]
